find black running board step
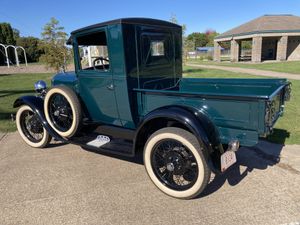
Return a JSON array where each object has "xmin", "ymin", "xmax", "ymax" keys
[{"xmin": 69, "ymin": 134, "xmax": 134, "ymax": 157}]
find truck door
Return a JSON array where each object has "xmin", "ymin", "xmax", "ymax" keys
[{"xmin": 75, "ymin": 29, "xmax": 121, "ymax": 126}]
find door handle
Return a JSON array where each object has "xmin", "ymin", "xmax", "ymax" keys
[{"xmin": 106, "ymin": 84, "xmax": 115, "ymax": 90}]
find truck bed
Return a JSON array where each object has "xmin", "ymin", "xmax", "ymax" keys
[
  {"xmin": 179, "ymin": 78, "xmax": 287, "ymax": 99},
  {"xmin": 133, "ymin": 78, "xmax": 290, "ymax": 147}
]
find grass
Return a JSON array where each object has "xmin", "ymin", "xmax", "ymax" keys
[
  {"xmin": 183, "ymin": 66, "xmax": 300, "ymax": 145},
  {"xmin": 266, "ymin": 80, "xmax": 300, "ymax": 145},
  {"xmin": 187, "ymin": 59, "xmax": 300, "ymax": 74},
  {"xmin": 0, "ymin": 69, "xmax": 299, "ymax": 145},
  {"xmin": 183, "ymin": 66, "xmax": 262, "ymax": 78},
  {"xmin": 0, "ymin": 73, "xmax": 53, "ymax": 132}
]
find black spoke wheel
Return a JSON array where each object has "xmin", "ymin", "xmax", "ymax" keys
[
  {"xmin": 48, "ymin": 93, "xmax": 73, "ymax": 132},
  {"xmin": 44, "ymin": 86, "xmax": 81, "ymax": 138},
  {"xmin": 144, "ymin": 127, "xmax": 211, "ymax": 199},
  {"xmin": 151, "ymin": 139, "xmax": 199, "ymax": 191},
  {"xmin": 16, "ymin": 105, "xmax": 51, "ymax": 148}
]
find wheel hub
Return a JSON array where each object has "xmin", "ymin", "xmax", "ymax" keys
[
  {"xmin": 166, "ymin": 162, "xmax": 175, "ymax": 171},
  {"xmin": 54, "ymin": 110, "xmax": 60, "ymax": 116},
  {"xmin": 165, "ymin": 152, "xmax": 185, "ymax": 174},
  {"xmin": 19, "ymin": 109, "xmax": 44, "ymax": 143},
  {"xmin": 150, "ymin": 138, "xmax": 200, "ymax": 192},
  {"xmin": 28, "ymin": 116, "xmax": 43, "ymax": 133}
]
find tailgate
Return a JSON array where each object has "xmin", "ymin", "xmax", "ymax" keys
[{"xmin": 265, "ymin": 82, "xmax": 291, "ymax": 131}]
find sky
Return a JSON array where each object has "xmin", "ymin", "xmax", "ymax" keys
[{"xmin": 0, "ymin": 0, "xmax": 300, "ymax": 38}]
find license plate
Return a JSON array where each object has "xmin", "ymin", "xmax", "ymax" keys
[{"xmin": 221, "ymin": 151, "xmax": 237, "ymax": 172}]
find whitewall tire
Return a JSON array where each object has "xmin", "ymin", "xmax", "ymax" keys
[
  {"xmin": 144, "ymin": 127, "xmax": 211, "ymax": 199},
  {"xmin": 44, "ymin": 86, "xmax": 81, "ymax": 138},
  {"xmin": 16, "ymin": 105, "xmax": 51, "ymax": 148}
]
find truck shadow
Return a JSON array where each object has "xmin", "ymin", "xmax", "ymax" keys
[
  {"xmin": 80, "ymin": 139, "xmax": 285, "ymax": 198},
  {"xmin": 0, "ymin": 89, "xmax": 34, "ymax": 98},
  {"xmin": 0, "ymin": 74, "xmax": 14, "ymax": 77},
  {"xmin": 265, "ymin": 128, "xmax": 290, "ymax": 144},
  {"xmin": 182, "ymin": 68, "xmax": 204, "ymax": 77},
  {"xmin": 81, "ymin": 146, "xmax": 144, "ymax": 165},
  {"xmin": 199, "ymin": 141, "xmax": 284, "ymax": 198}
]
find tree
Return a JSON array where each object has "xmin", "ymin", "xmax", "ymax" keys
[
  {"xmin": 187, "ymin": 32, "xmax": 208, "ymax": 48},
  {"xmin": 0, "ymin": 23, "xmax": 16, "ymax": 45},
  {"xmin": 169, "ymin": 14, "xmax": 178, "ymax": 24},
  {"xmin": 205, "ymin": 29, "xmax": 219, "ymax": 47},
  {"xmin": 0, "ymin": 23, "xmax": 16, "ymax": 64},
  {"xmin": 169, "ymin": 14, "xmax": 189, "ymax": 64},
  {"xmin": 13, "ymin": 28, "xmax": 20, "ymax": 41},
  {"xmin": 16, "ymin": 36, "xmax": 44, "ymax": 62},
  {"xmin": 169, "ymin": 14, "xmax": 186, "ymax": 36},
  {"xmin": 40, "ymin": 17, "xmax": 70, "ymax": 72}
]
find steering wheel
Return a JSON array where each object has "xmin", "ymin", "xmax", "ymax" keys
[{"xmin": 93, "ymin": 57, "xmax": 109, "ymax": 70}]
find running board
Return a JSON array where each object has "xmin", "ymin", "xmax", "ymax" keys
[{"xmin": 68, "ymin": 133, "xmax": 134, "ymax": 157}]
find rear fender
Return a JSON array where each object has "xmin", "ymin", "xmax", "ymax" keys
[
  {"xmin": 13, "ymin": 96, "xmax": 65, "ymax": 142},
  {"xmin": 134, "ymin": 106, "xmax": 223, "ymax": 172}
]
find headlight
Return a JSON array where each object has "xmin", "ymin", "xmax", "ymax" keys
[{"xmin": 34, "ymin": 80, "xmax": 47, "ymax": 93}]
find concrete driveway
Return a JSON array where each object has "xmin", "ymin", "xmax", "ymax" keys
[{"xmin": 0, "ymin": 132, "xmax": 299, "ymax": 225}]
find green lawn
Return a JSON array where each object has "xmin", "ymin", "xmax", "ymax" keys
[
  {"xmin": 0, "ymin": 70, "xmax": 299, "ymax": 145},
  {"xmin": 0, "ymin": 73, "xmax": 53, "ymax": 132},
  {"xmin": 183, "ymin": 66, "xmax": 262, "ymax": 78},
  {"xmin": 268, "ymin": 80, "xmax": 300, "ymax": 145},
  {"xmin": 187, "ymin": 59, "xmax": 300, "ymax": 74}
]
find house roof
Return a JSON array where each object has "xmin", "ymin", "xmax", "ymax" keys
[{"xmin": 216, "ymin": 14, "xmax": 300, "ymax": 39}]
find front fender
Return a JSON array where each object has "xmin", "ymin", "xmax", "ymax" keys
[{"xmin": 13, "ymin": 96, "xmax": 65, "ymax": 142}]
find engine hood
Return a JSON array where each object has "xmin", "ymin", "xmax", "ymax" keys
[{"xmin": 51, "ymin": 71, "xmax": 78, "ymax": 91}]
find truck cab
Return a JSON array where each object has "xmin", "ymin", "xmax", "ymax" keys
[
  {"xmin": 55, "ymin": 18, "xmax": 182, "ymax": 129},
  {"xmin": 14, "ymin": 18, "xmax": 291, "ymax": 199}
]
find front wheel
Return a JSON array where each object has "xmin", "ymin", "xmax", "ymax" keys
[
  {"xmin": 143, "ymin": 127, "xmax": 211, "ymax": 199},
  {"xmin": 44, "ymin": 86, "xmax": 81, "ymax": 138},
  {"xmin": 16, "ymin": 105, "xmax": 51, "ymax": 148}
]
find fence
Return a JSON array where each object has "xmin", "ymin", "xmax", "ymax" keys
[{"xmin": 188, "ymin": 49, "xmax": 231, "ymax": 60}]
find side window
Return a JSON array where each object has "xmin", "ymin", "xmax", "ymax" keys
[{"xmin": 77, "ymin": 31, "xmax": 109, "ymax": 71}]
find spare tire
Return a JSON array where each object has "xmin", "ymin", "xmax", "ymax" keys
[{"xmin": 44, "ymin": 86, "xmax": 81, "ymax": 138}]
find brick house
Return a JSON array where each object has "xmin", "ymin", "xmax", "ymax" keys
[{"xmin": 214, "ymin": 14, "xmax": 300, "ymax": 62}]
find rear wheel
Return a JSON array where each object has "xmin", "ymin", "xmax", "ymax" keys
[
  {"xmin": 44, "ymin": 86, "xmax": 81, "ymax": 138},
  {"xmin": 143, "ymin": 127, "xmax": 211, "ymax": 199},
  {"xmin": 16, "ymin": 105, "xmax": 51, "ymax": 148}
]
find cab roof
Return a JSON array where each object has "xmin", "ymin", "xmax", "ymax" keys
[
  {"xmin": 67, "ymin": 18, "xmax": 181, "ymax": 45},
  {"xmin": 71, "ymin": 18, "xmax": 181, "ymax": 34}
]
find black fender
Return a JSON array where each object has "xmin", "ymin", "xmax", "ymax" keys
[
  {"xmin": 13, "ymin": 96, "xmax": 65, "ymax": 142},
  {"xmin": 134, "ymin": 105, "xmax": 223, "ymax": 171}
]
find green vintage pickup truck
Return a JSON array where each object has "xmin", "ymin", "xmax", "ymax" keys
[{"xmin": 14, "ymin": 18, "xmax": 291, "ymax": 199}]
